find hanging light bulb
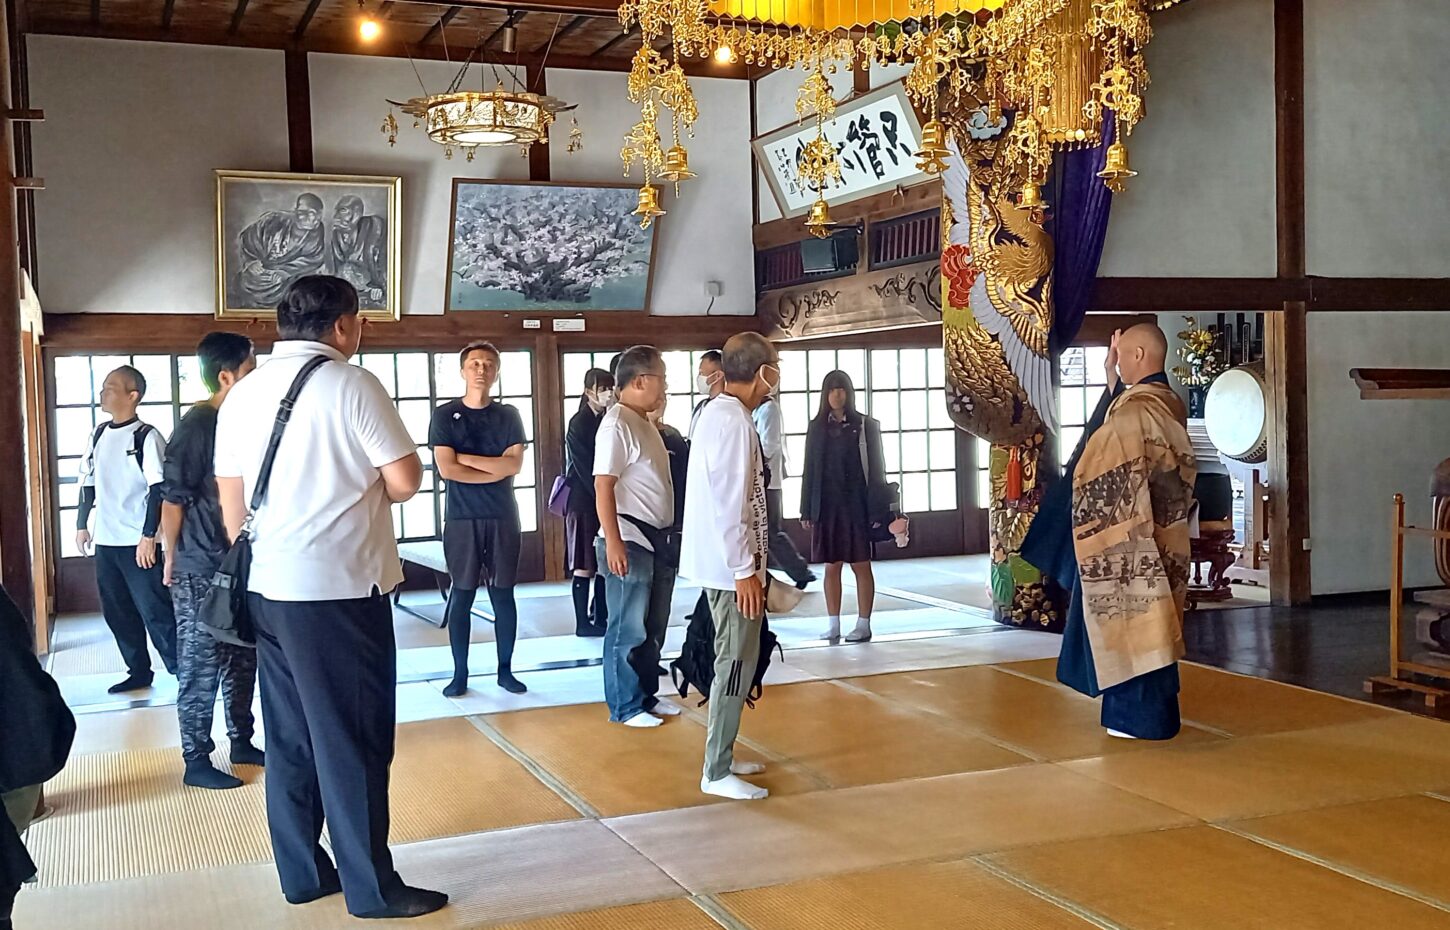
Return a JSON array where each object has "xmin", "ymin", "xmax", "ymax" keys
[
  {"xmin": 713, "ymin": 44, "xmax": 735, "ymax": 64},
  {"xmin": 357, "ymin": 0, "xmax": 381, "ymax": 41}
]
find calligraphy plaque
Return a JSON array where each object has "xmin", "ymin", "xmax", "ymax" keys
[{"xmin": 752, "ymin": 82, "xmax": 928, "ymax": 219}]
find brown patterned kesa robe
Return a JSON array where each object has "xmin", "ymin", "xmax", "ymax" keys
[{"xmin": 1071, "ymin": 381, "xmax": 1197, "ymax": 692}]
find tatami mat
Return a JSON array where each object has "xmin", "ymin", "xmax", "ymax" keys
[
  {"xmin": 485, "ymin": 702, "xmax": 820, "ymax": 816},
  {"xmin": 604, "ymin": 763, "xmax": 1195, "ymax": 894},
  {"xmin": 852, "ymin": 665, "xmax": 1222, "ymax": 761},
  {"xmin": 28, "ymin": 717, "xmax": 577, "ymax": 886},
  {"xmin": 16, "ymin": 820, "xmax": 685, "ymax": 930},
  {"xmin": 1061, "ymin": 715, "xmax": 1450, "ymax": 821},
  {"xmin": 736, "ymin": 680, "xmax": 1030, "ymax": 787},
  {"xmin": 989, "ymin": 825, "xmax": 1450, "ymax": 930},
  {"xmin": 777, "ymin": 629, "xmax": 1059, "ymax": 680},
  {"xmin": 492, "ymin": 899, "xmax": 722, "ymax": 930},
  {"xmin": 719, "ymin": 859, "xmax": 1098, "ymax": 930},
  {"xmin": 1176, "ymin": 663, "xmax": 1395, "ymax": 735},
  {"xmin": 1234, "ymin": 795, "xmax": 1450, "ymax": 906},
  {"xmin": 385, "ymin": 717, "xmax": 580, "ymax": 843}
]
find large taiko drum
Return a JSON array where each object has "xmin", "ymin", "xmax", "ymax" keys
[{"xmin": 1204, "ymin": 362, "xmax": 1268, "ymax": 464}]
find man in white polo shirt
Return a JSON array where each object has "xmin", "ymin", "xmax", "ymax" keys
[
  {"xmin": 594, "ymin": 345, "xmax": 680, "ymax": 728},
  {"xmin": 214, "ymin": 275, "xmax": 446, "ymax": 920},
  {"xmin": 679, "ymin": 332, "xmax": 778, "ymax": 801},
  {"xmin": 75, "ymin": 364, "xmax": 178, "ymax": 693}
]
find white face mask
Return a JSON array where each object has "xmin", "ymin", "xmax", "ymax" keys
[
  {"xmin": 594, "ymin": 389, "xmax": 615, "ymax": 409},
  {"xmin": 696, "ymin": 372, "xmax": 720, "ymax": 395}
]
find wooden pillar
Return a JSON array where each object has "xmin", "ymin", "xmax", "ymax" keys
[
  {"xmin": 1266, "ymin": 0, "xmax": 1310, "ymax": 605},
  {"xmin": 534, "ymin": 333, "xmax": 565, "ymax": 580},
  {"xmin": 1265, "ymin": 301, "xmax": 1311, "ymax": 606},
  {"xmin": 285, "ymin": 49, "xmax": 313, "ymax": 173},
  {"xmin": 0, "ymin": 0, "xmax": 34, "ymax": 619}
]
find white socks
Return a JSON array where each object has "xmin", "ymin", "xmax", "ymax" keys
[
  {"xmin": 845, "ymin": 617, "xmax": 872, "ymax": 643},
  {"xmin": 730, "ymin": 760, "xmax": 766, "ymax": 776},
  {"xmin": 701, "ymin": 773, "xmax": 769, "ymax": 800},
  {"xmin": 1106, "ymin": 728, "xmax": 1138, "ymax": 739},
  {"xmin": 623, "ymin": 712, "xmax": 663, "ymax": 728},
  {"xmin": 651, "ymin": 699, "xmax": 683, "ymax": 717},
  {"xmin": 823, "ymin": 616, "xmax": 841, "ymax": 641}
]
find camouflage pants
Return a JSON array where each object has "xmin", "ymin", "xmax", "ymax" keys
[{"xmin": 171, "ymin": 572, "xmax": 257, "ymax": 762}]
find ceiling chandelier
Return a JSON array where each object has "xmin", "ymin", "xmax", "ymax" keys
[
  {"xmin": 617, "ymin": 0, "xmax": 1188, "ymax": 231},
  {"xmin": 382, "ymin": 18, "xmax": 577, "ymax": 161}
]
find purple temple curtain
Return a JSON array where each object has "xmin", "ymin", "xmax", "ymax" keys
[{"xmin": 1050, "ymin": 113, "xmax": 1116, "ymax": 353}]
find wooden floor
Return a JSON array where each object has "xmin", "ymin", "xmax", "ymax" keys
[{"xmin": 21, "ymin": 558, "xmax": 1450, "ymax": 929}]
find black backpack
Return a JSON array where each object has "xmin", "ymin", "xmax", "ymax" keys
[
  {"xmin": 670, "ymin": 592, "xmax": 782, "ymax": 709},
  {"xmin": 88, "ymin": 421, "xmax": 156, "ymax": 474}
]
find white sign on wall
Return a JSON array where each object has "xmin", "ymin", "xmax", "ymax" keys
[{"xmin": 752, "ymin": 81, "xmax": 928, "ymax": 219}]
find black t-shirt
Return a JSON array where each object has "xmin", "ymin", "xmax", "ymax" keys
[
  {"xmin": 428, "ymin": 399, "xmax": 529, "ymax": 521},
  {"xmin": 160, "ymin": 404, "xmax": 228, "ymax": 577}
]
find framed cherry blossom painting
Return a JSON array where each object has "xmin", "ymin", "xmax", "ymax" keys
[{"xmin": 445, "ymin": 179, "xmax": 660, "ymax": 313}]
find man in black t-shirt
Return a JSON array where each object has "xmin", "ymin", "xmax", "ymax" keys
[
  {"xmin": 160, "ymin": 332, "xmax": 264, "ymax": 791},
  {"xmin": 429, "ymin": 342, "xmax": 530, "ymax": 697}
]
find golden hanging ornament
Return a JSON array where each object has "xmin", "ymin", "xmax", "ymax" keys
[
  {"xmin": 661, "ymin": 144, "xmax": 696, "ymax": 182},
  {"xmin": 1096, "ymin": 140, "xmax": 1137, "ymax": 193},
  {"xmin": 914, "ymin": 118, "xmax": 952, "ymax": 175},
  {"xmin": 633, "ymin": 183, "xmax": 666, "ymax": 228},
  {"xmin": 1017, "ymin": 178, "xmax": 1047, "ymax": 211},
  {"xmin": 805, "ymin": 196, "xmax": 833, "ymax": 239}
]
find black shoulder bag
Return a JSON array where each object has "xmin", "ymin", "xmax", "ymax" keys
[
  {"xmin": 619, "ymin": 513, "xmax": 682, "ymax": 570},
  {"xmin": 198, "ymin": 356, "xmax": 330, "ymax": 647}
]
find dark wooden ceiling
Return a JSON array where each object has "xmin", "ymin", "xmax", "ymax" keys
[{"xmin": 19, "ymin": 0, "xmax": 745, "ymax": 76}]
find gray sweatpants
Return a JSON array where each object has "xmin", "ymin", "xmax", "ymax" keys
[{"xmin": 703, "ymin": 588, "xmax": 763, "ymax": 781}]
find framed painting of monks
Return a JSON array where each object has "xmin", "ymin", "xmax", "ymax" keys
[
  {"xmin": 445, "ymin": 179, "xmax": 659, "ymax": 313},
  {"xmin": 215, "ymin": 170, "xmax": 401, "ymax": 321}
]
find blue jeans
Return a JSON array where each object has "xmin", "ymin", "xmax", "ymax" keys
[{"xmin": 596, "ymin": 538, "xmax": 676, "ymax": 722}]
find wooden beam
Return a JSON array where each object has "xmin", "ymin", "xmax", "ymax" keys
[
  {"xmin": 749, "ymin": 76, "xmax": 758, "ymax": 226},
  {"xmin": 853, "ymin": 61, "xmax": 870, "ymax": 96},
  {"xmin": 292, "ymin": 0, "xmax": 326, "ymax": 40},
  {"xmin": 1349, "ymin": 368, "xmax": 1450, "ymax": 401},
  {"xmin": 753, "ymin": 181, "xmax": 941, "ymax": 250},
  {"xmin": 284, "ymin": 49, "xmax": 313, "ymax": 172},
  {"xmin": 161, "ymin": 0, "xmax": 175, "ymax": 29},
  {"xmin": 1265, "ymin": 301, "xmax": 1312, "ymax": 605},
  {"xmin": 534, "ymin": 333, "xmax": 566, "ymax": 580},
  {"xmin": 228, "ymin": 0, "xmax": 250, "ymax": 35},
  {"xmin": 1275, "ymin": 0, "xmax": 1305, "ymax": 279},
  {"xmin": 528, "ymin": 65, "xmax": 549, "ymax": 181},
  {"xmin": 482, "ymin": 8, "xmax": 526, "ymax": 48},
  {"xmin": 24, "ymin": 19, "xmax": 754, "ymax": 78},
  {"xmin": 418, "ymin": 5, "xmax": 460, "ymax": 46},
  {"xmin": 591, "ymin": 23, "xmax": 637, "ymax": 57},
  {"xmin": 10, "ymin": 175, "xmax": 40, "ymax": 188},
  {"xmin": 90, "ymin": 0, "xmax": 99, "ymax": 25},
  {"xmin": 0, "ymin": 0, "xmax": 35, "ymax": 620},
  {"xmin": 389, "ymin": 0, "xmax": 624, "ymax": 17},
  {"xmin": 532, "ymin": 12, "xmax": 587, "ymax": 53},
  {"xmin": 1088, "ymin": 277, "xmax": 1450, "ymax": 314}
]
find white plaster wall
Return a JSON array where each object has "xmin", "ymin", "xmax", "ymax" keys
[
  {"xmin": 1307, "ymin": 312, "xmax": 1450, "ymax": 594},
  {"xmin": 547, "ymin": 68, "xmax": 755, "ymax": 316},
  {"xmin": 29, "ymin": 36, "xmax": 289, "ymax": 314},
  {"xmin": 753, "ymin": 64, "xmax": 853, "ymax": 224},
  {"xmin": 1304, "ymin": 0, "xmax": 1450, "ymax": 277},
  {"xmin": 1097, "ymin": 0, "xmax": 1276, "ymax": 278},
  {"xmin": 309, "ymin": 54, "xmax": 528, "ymax": 316}
]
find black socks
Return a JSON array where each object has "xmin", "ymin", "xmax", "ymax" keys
[
  {"xmin": 183, "ymin": 758, "xmax": 243, "ymax": 790},
  {"xmin": 354, "ymin": 885, "xmax": 449, "ymax": 920},
  {"xmin": 573, "ymin": 576, "xmax": 604, "ymax": 637},
  {"xmin": 592, "ymin": 574, "xmax": 609, "ymax": 626},
  {"xmin": 107, "ymin": 673, "xmax": 153, "ymax": 694},
  {"xmin": 488, "ymin": 586, "xmax": 527, "ymax": 694},
  {"xmin": 230, "ymin": 742, "xmax": 266, "ymax": 767}
]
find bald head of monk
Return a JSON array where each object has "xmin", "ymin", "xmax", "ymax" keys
[{"xmin": 1115, "ymin": 322, "xmax": 1168, "ymax": 386}]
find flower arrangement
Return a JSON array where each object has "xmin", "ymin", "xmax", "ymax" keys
[{"xmin": 1172, "ymin": 317, "xmax": 1224, "ymax": 387}]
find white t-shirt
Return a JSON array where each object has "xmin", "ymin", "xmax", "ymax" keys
[
  {"xmin": 81, "ymin": 419, "xmax": 166, "ymax": 546},
  {"xmin": 214, "ymin": 340, "xmax": 417, "ymax": 602},
  {"xmin": 679, "ymin": 395, "xmax": 769, "ymax": 590},
  {"xmin": 753, "ymin": 396, "xmax": 786, "ymax": 491},
  {"xmin": 594, "ymin": 403, "xmax": 674, "ymax": 552}
]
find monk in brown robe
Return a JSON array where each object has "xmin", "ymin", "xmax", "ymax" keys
[{"xmin": 1070, "ymin": 323, "xmax": 1197, "ymax": 739}]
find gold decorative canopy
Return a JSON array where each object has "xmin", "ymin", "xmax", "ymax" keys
[{"xmin": 617, "ymin": 0, "xmax": 1175, "ymax": 230}]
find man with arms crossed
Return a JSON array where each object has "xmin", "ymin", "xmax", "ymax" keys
[
  {"xmin": 160, "ymin": 332, "xmax": 263, "ymax": 790},
  {"xmin": 429, "ymin": 342, "xmax": 530, "ymax": 697},
  {"xmin": 216, "ymin": 275, "xmax": 446, "ymax": 919},
  {"xmin": 76, "ymin": 364, "xmax": 178, "ymax": 693},
  {"xmin": 594, "ymin": 345, "xmax": 682, "ymax": 728},
  {"xmin": 679, "ymin": 332, "xmax": 779, "ymax": 801}
]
